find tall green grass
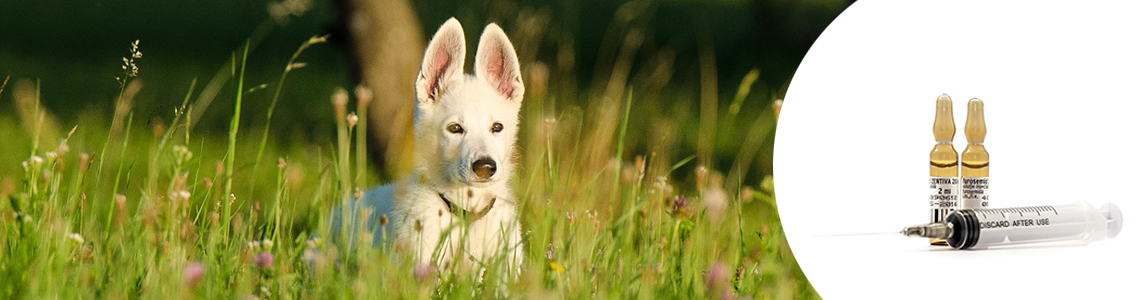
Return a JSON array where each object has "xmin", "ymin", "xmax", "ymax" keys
[{"xmin": 0, "ymin": 25, "xmax": 816, "ymax": 300}]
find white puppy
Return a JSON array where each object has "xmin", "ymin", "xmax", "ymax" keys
[{"xmin": 350, "ymin": 18, "xmax": 525, "ymax": 274}]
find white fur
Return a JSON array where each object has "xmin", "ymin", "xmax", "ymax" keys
[{"xmin": 377, "ymin": 18, "xmax": 525, "ymax": 273}]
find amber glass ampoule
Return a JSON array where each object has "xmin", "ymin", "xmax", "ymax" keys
[
  {"xmin": 929, "ymin": 94, "xmax": 959, "ymax": 246},
  {"xmin": 961, "ymin": 98, "xmax": 989, "ymax": 209}
]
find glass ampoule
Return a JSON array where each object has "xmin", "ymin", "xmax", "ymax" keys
[
  {"xmin": 961, "ymin": 98, "xmax": 989, "ymax": 209},
  {"xmin": 929, "ymin": 94, "xmax": 959, "ymax": 246}
]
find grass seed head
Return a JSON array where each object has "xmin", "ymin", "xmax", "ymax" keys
[
  {"xmin": 332, "ymin": 88, "xmax": 348, "ymax": 122},
  {"xmin": 78, "ymin": 153, "xmax": 89, "ymax": 174},
  {"xmin": 173, "ymin": 172, "xmax": 188, "ymax": 191},
  {"xmin": 66, "ymin": 233, "xmax": 85, "ymax": 244},
  {"xmin": 703, "ymin": 173, "xmax": 728, "ymax": 216},
  {"xmin": 151, "ymin": 120, "xmax": 166, "ymax": 138},
  {"xmin": 29, "ymin": 155, "xmax": 44, "ymax": 168},
  {"xmin": 634, "ymin": 155, "xmax": 646, "ymax": 177},
  {"xmin": 176, "ymin": 190, "xmax": 191, "ymax": 206},
  {"xmin": 116, "ymin": 40, "xmax": 142, "ymax": 85},
  {"xmin": 695, "ymin": 165, "xmax": 708, "ymax": 190},
  {"xmin": 543, "ymin": 116, "xmax": 557, "ymax": 132},
  {"xmin": 286, "ymin": 62, "xmax": 307, "ymax": 72},
  {"xmin": 173, "ymin": 145, "xmax": 193, "ymax": 164},
  {"xmin": 267, "ymin": 0, "xmax": 313, "ymax": 24},
  {"xmin": 346, "ymin": 113, "xmax": 358, "ymax": 129},
  {"xmin": 741, "ymin": 186, "xmax": 755, "ymax": 203},
  {"xmin": 114, "ymin": 194, "xmax": 128, "ymax": 225},
  {"xmin": 56, "ymin": 138, "xmax": 70, "ymax": 155},
  {"xmin": 114, "ymin": 194, "xmax": 127, "ymax": 208},
  {"xmin": 355, "ymin": 85, "xmax": 372, "ymax": 107}
]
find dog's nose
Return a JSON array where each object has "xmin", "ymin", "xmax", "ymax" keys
[{"xmin": 472, "ymin": 158, "xmax": 497, "ymax": 179}]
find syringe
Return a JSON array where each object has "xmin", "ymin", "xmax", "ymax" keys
[{"xmin": 903, "ymin": 202, "xmax": 1123, "ymax": 249}]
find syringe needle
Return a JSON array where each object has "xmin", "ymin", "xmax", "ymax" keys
[{"xmin": 813, "ymin": 231, "xmax": 901, "ymax": 238}]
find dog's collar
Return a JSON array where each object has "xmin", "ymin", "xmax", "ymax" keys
[{"xmin": 438, "ymin": 193, "xmax": 497, "ymax": 222}]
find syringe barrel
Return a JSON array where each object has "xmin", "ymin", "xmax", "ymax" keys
[{"xmin": 945, "ymin": 202, "xmax": 1118, "ymax": 249}]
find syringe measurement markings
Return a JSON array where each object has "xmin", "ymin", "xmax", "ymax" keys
[
  {"xmin": 977, "ymin": 206, "xmax": 1059, "ymax": 220},
  {"xmin": 984, "ymin": 206, "xmax": 1056, "ymax": 217}
]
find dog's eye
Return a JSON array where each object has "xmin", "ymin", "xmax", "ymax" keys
[
  {"xmin": 491, "ymin": 122, "xmax": 504, "ymax": 133},
  {"xmin": 446, "ymin": 123, "xmax": 465, "ymax": 134}
]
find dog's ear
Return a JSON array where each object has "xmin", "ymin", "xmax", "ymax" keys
[
  {"xmin": 416, "ymin": 18, "xmax": 466, "ymax": 104},
  {"xmin": 475, "ymin": 23, "xmax": 524, "ymax": 102}
]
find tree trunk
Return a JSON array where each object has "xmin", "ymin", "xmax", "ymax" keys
[{"xmin": 344, "ymin": 0, "xmax": 423, "ymax": 178}]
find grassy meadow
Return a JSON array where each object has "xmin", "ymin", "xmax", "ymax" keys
[{"xmin": 0, "ymin": 1, "xmax": 843, "ymax": 299}]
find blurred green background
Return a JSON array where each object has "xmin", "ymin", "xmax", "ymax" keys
[
  {"xmin": 0, "ymin": 0, "xmax": 853, "ymax": 298},
  {"xmin": 0, "ymin": 0, "xmax": 848, "ymax": 182}
]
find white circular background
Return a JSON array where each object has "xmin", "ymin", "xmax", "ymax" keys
[{"xmin": 776, "ymin": 1, "xmax": 1140, "ymax": 299}]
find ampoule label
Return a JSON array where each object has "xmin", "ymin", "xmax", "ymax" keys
[
  {"xmin": 929, "ymin": 177, "xmax": 960, "ymax": 222},
  {"xmin": 961, "ymin": 177, "xmax": 989, "ymax": 209}
]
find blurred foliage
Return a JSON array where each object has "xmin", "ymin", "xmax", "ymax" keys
[
  {"xmin": 0, "ymin": 1, "xmax": 848, "ymax": 298},
  {"xmin": 0, "ymin": 0, "xmax": 847, "ymax": 138},
  {"xmin": 0, "ymin": 0, "xmax": 352, "ymax": 139},
  {"xmin": 412, "ymin": 0, "xmax": 847, "ymax": 98}
]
